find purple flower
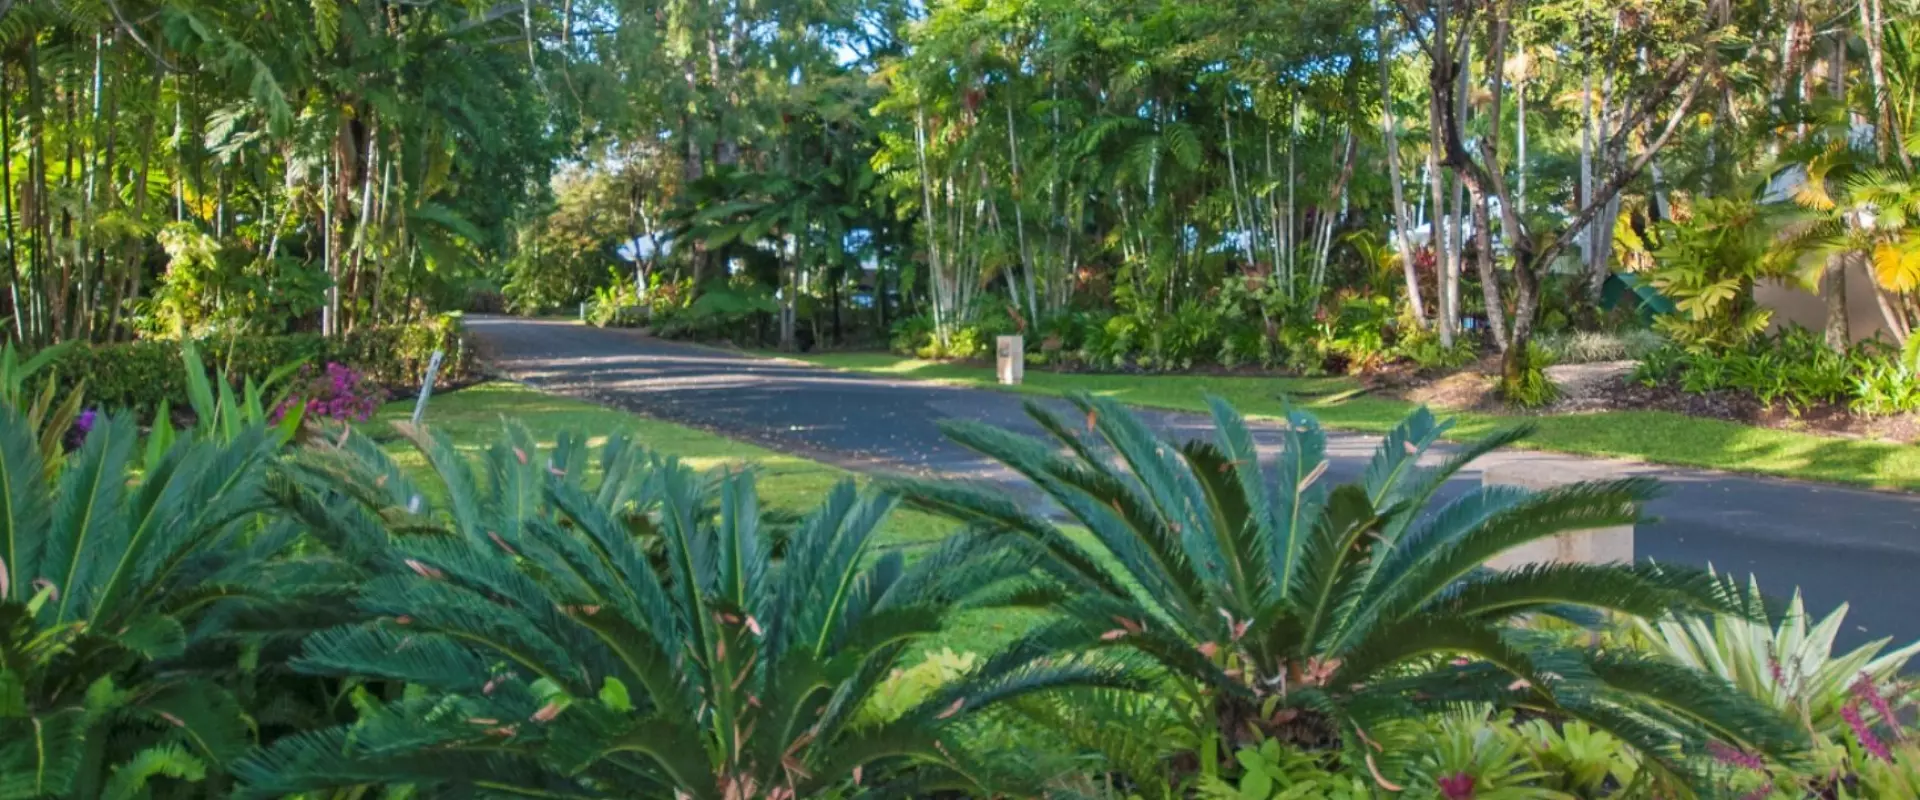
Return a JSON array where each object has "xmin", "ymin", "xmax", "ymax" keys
[
  {"xmin": 1708, "ymin": 740, "xmax": 1766, "ymax": 772},
  {"xmin": 1739, "ymin": 782, "xmax": 1775, "ymax": 800},
  {"xmin": 1437, "ymin": 773, "xmax": 1475, "ymax": 800},
  {"xmin": 1842, "ymin": 701, "xmax": 1893, "ymax": 762},
  {"xmin": 66, "ymin": 408, "xmax": 99, "ymax": 449}
]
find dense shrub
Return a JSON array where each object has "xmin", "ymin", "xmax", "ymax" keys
[
  {"xmin": 650, "ymin": 278, "xmax": 778, "ymax": 343},
  {"xmin": 1393, "ymin": 327, "xmax": 1479, "ymax": 370},
  {"xmin": 1635, "ymin": 326, "xmax": 1920, "ymax": 415},
  {"xmin": 41, "ymin": 315, "xmax": 473, "ymax": 411},
  {"xmin": 888, "ymin": 312, "xmax": 936, "ymax": 355},
  {"xmin": 1500, "ymin": 341, "xmax": 1561, "ymax": 408}
]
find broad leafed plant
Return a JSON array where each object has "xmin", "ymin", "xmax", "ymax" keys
[
  {"xmin": 892, "ymin": 394, "xmax": 1807, "ymax": 785},
  {"xmin": 0, "ymin": 408, "xmax": 284, "ymax": 799},
  {"xmin": 239, "ymin": 422, "xmax": 1128, "ymax": 798}
]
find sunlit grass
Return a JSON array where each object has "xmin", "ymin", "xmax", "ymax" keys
[
  {"xmin": 366, "ymin": 381, "xmax": 954, "ymax": 546},
  {"xmin": 782, "ymin": 352, "xmax": 1920, "ymax": 491}
]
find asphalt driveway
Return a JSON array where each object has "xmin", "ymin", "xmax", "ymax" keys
[{"xmin": 467, "ymin": 316, "xmax": 1920, "ymax": 651}]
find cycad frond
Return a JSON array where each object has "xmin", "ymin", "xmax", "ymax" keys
[
  {"xmin": 902, "ymin": 393, "xmax": 1809, "ymax": 772},
  {"xmin": 249, "ymin": 424, "xmax": 1105, "ymax": 797}
]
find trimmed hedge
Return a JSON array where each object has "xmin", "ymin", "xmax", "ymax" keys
[{"xmin": 46, "ymin": 316, "xmax": 477, "ymax": 411}]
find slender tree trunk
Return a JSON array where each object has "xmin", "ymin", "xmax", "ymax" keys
[
  {"xmin": 914, "ymin": 107, "xmax": 946, "ymax": 346},
  {"xmin": 1429, "ymin": 145, "xmax": 1453, "ymax": 345},
  {"xmin": 1459, "ymin": 28, "xmax": 1508, "ymax": 346},
  {"xmin": 1379, "ymin": 43, "xmax": 1428, "ymax": 328},
  {"xmin": 1515, "ymin": 82, "xmax": 1526, "ymax": 216},
  {"xmin": 1004, "ymin": 100, "xmax": 1037, "ymax": 324},
  {"xmin": 1, "ymin": 66, "xmax": 21, "ymax": 344},
  {"xmin": 1823, "ymin": 253, "xmax": 1851, "ymax": 351},
  {"xmin": 1873, "ymin": 286, "xmax": 1910, "ymax": 345},
  {"xmin": 1861, "ymin": 0, "xmax": 1910, "ymax": 170}
]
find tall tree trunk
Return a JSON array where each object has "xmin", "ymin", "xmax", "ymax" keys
[
  {"xmin": 1459, "ymin": 27, "xmax": 1508, "ymax": 346},
  {"xmin": 1823, "ymin": 253, "xmax": 1851, "ymax": 351},
  {"xmin": 1861, "ymin": 0, "xmax": 1910, "ymax": 170},
  {"xmin": 1822, "ymin": 35, "xmax": 1850, "ymax": 352},
  {"xmin": 1004, "ymin": 100, "xmax": 1037, "ymax": 323},
  {"xmin": 913, "ymin": 107, "xmax": 947, "ymax": 346},
  {"xmin": 1429, "ymin": 145, "xmax": 1454, "ymax": 346},
  {"xmin": 1, "ymin": 66, "xmax": 21, "ymax": 344},
  {"xmin": 1378, "ymin": 25, "xmax": 1427, "ymax": 329},
  {"xmin": 1515, "ymin": 81, "xmax": 1527, "ymax": 215}
]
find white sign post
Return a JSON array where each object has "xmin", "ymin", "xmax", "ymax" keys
[{"xmin": 411, "ymin": 350, "xmax": 446, "ymax": 426}]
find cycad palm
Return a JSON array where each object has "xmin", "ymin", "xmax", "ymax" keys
[
  {"xmin": 0, "ymin": 408, "xmax": 284, "ymax": 799},
  {"xmin": 894, "ymin": 394, "xmax": 1806, "ymax": 782},
  {"xmin": 240, "ymin": 422, "xmax": 1128, "ymax": 798}
]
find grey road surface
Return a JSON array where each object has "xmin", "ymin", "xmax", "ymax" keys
[{"xmin": 467, "ymin": 316, "xmax": 1920, "ymax": 651}]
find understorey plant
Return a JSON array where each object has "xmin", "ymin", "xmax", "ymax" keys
[
  {"xmin": 237, "ymin": 421, "xmax": 1131, "ymax": 798},
  {"xmin": 891, "ymin": 394, "xmax": 1808, "ymax": 789}
]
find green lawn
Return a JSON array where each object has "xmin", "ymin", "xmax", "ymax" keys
[
  {"xmin": 781, "ymin": 352, "xmax": 1920, "ymax": 492},
  {"xmin": 370, "ymin": 381, "xmax": 953, "ymax": 547},
  {"xmin": 366, "ymin": 381, "xmax": 1042, "ymax": 657}
]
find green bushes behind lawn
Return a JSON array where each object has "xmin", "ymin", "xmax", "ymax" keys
[{"xmin": 39, "ymin": 314, "xmax": 476, "ymax": 411}]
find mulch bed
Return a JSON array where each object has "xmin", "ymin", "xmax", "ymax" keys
[{"xmin": 1390, "ymin": 359, "xmax": 1920, "ymax": 444}]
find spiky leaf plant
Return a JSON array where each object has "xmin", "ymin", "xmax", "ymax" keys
[
  {"xmin": 238, "ymin": 422, "xmax": 1130, "ymax": 798},
  {"xmin": 1636, "ymin": 573, "xmax": 1920, "ymax": 740},
  {"xmin": 891, "ymin": 394, "xmax": 1807, "ymax": 784},
  {"xmin": 0, "ymin": 407, "xmax": 283, "ymax": 799}
]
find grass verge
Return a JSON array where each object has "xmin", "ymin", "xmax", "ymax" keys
[
  {"xmin": 366, "ymin": 380, "xmax": 1039, "ymax": 656},
  {"xmin": 782, "ymin": 352, "xmax": 1920, "ymax": 492}
]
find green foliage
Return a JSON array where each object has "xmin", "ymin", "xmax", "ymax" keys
[
  {"xmin": 0, "ymin": 405, "xmax": 288, "ymax": 799},
  {"xmin": 0, "ymin": 342, "xmax": 88, "ymax": 475},
  {"xmin": 1322, "ymin": 295, "xmax": 1398, "ymax": 374},
  {"xmin": 1405, "ymin": 711, "xmax": 1563, "ymax": 799},
  {"xmin": 1644, "ymin": 197, "xmax": 1807, "ymax": 352},
  {"xmin": 39, "ymin": 317, "xmax": 473, "ymax": 412},
  {"xmin": 1634, "ymin": 326, "xmax": 1920, "ymax": 415},
  {"xmin": 239, "ymin": 421, "xmax": 1131, "ymax": 797},
  {"xmin": 891, "ymin": 395, "xmax": 1806, "ymax": 789},
  {"xmin": 889, "ymin": 313, "xmax": 938, "ymax": 356},
  {"xmin": 1501, "ymin": 342, "xmax": 1561, "ymax": 409},
  {"xmin": 1851, "ymin": 336, "xmax": 1920, "ymax": 415},
  {"xmin": 1635, "ymin": 573, "xmax": 1920, "ymax": 741},
  {"xmin": 1196, "ymin": 738, "xmax": 1373, "ymax": 799},
  {"xmin": 651, "ymin": 279, "xmax": 781, "ymax": 343},
  {"xmin": 586, "ymin": 268, "xmax": 646, "ymax": 328},
  {"xmin": 1520, "ymin": 718, "xmax": 1640, "ymax": 796}
]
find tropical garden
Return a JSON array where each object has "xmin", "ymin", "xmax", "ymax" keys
[{"xmin": 7, "ymin": 0, "xmax": 1920, "ymax": 796}]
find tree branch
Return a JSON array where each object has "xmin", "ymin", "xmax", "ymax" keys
[
  {"xmin": 1533, "ymin": 68, "xmax": 1710, "ymax": 271},
  {"xmin": 1389, "ymin": 0, "xmax": 1437, "ymax": 59},
  {"xmin": 105, "ymin": 0, "xmax": 178, "ymax": 72}
]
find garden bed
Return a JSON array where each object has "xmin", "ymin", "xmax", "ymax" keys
[{"xmin": 1392, "ymin": 358, "xmax": 1920, "ymax": 444}]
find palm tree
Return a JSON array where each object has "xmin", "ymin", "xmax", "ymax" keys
[
  {"xmin": 1793, "ymin": 140, "xmax": 1920, "ymax": 345},
  {"xmin": 238, "ymin": 421, "xmax": 1129, "ymax": 798},
  {"xmin": 891, "ymin": 394, "xmax": 1807, "ymax": 785}
]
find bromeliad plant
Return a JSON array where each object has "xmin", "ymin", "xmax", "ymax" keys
[
  {"xmin": 894, "ymin": 394, "xmax": 1807, "ymax": 784},
  {"xmin": 1635, "ymin": 574, "xmax": 1920, "ymax": 741},
  {"xmin": 0, "ymin": 408, "xmax": 285, "ymax": 798},
  {"xmin": 238, "ymin": 422, "xmax": 1129, "ymax": 798}
]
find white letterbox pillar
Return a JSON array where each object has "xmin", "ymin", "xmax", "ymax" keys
[
  {"xmin": 996, "ymin": 335, "xmax": 1024, "ymax": 385},
  {"xmin": 1482, "ymin": 460, "xmax": 1635, "ymax": 570}
]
